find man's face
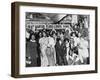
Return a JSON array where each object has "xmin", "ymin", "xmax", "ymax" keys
[
  {"xmin": 60, "ymin": 33, "xmax": 64, "ymax": 40},
  {"xmin": 65, "ymin": 40, "xmax": 68, "ymax": 44},
  {"xmin": 78, "ymin": 33, "xmax": 81, "ymax": 37},
  {"xmin": 57, "ymin": 32, "xmax": 60, "ymax": 37},
  {"xmin": 31, "ymin": 35, "xmax": 35, "ymax": 40},
  {"xmin": 72, "ymin": 33, "xmax": 75, "ymax": 38},
  {"xmin": 43, "ymin": 32, "xmax": 46, "ymax": 37}
]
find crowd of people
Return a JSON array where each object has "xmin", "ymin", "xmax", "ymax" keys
[{"xmin": 26, "ymin": 24, "xmax": 90, "ymax": 67}]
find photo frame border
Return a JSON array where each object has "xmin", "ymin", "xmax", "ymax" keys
[{"xmin": 11, "ymin": 2, "xmax": 98, "ymax": 78}]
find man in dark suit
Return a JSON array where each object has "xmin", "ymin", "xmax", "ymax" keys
[{"xmin": 55, "ymin": 33, "xmax": 67, "ymax": 65}]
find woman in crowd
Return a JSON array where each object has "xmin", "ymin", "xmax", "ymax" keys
[
  {"xmin": 78, "ymin": 33, "xmax": 89, "ymax": 64},
  {"xmin": 36, "ymin": 32, "xmax": 43, "ymax": 66},
  {"xmin": 64, "ymin": 38, "xmax": 70, "ymax": 62},
  {"xmin": 46, "ymin": 32, "xmax": 56, "ymax": 66},
  {"xmin": 52, "ymin": 32, "xmax": 57, "ymax": 65},
  {"xmin": 69, "ymin": 32, "xmax": 81, "ymax": 65},
  {"xmin": 71, "ymin": 32, "xmax": 79, "ymax": 54},
  {"xmin": 26, "ymin": 33, "xmax": 38, "ymax": 67},
  {"xmin": 64, "ymin": 29, "xmax": 70, "ymax": 40},
  {"xmin": 39, "ymin": 31, "xmax": 49, "ymax": 67}
]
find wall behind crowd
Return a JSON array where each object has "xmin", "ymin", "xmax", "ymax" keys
[{"xmin": 0, "ymin": 0, "xmax": 100, "ymax": 80}]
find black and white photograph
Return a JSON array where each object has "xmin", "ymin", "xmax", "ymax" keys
[
  {"xmin": 25, "ymin": 12, "xmax": 90, "ymax": 67},
  {"xmin": 11, "ymin": 2, "xmax": 97, "ymax": 77}
]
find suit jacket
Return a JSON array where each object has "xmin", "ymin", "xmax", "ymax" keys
[{"xmin": 55, "ymin": 40, "xmax": 66, "ymax": 57}]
